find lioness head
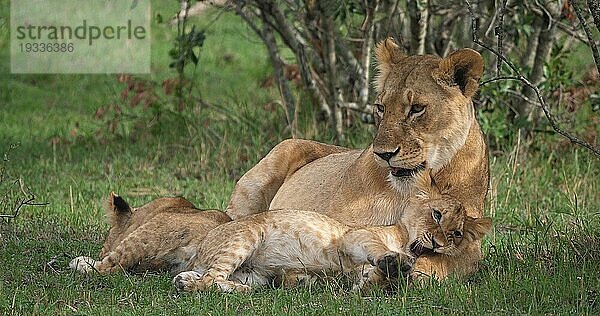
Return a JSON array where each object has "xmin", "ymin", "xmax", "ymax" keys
[
  {"xmin": 372, "ymin": 38, "xmax": 484, "ymax": 190},
  {"xmin": 406, "ymin": 170, "xmax": 492, "ymax": 257}
]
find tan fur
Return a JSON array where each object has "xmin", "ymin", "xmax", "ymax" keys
[
  {"xmin": 407, "ymin": 170, "xmax": 492, "ymax": 260},
  {"xmin": 226, "ymin": 39, "xmax": 489, "ymax": 280},
  {"xmin": 69, "ymin": 193, "xmax": 231, "ymax": 275},
  {"xmin": 175, "ymin": 171, "xmax": 491, "ymax": 293}
]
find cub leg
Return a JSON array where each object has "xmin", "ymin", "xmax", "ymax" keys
[
  {"xmin": 340, "ymin": 228, "xmax": 413, "ymax": 290},
  {"xmin": 173, "ymin": 270, "xmax": 252, "ymax": 293},
  {"xmin": 340, "ymin": 228, "xmax": 413, "ymax": 272},
  {"xmin": 70, "ymin": 222, "xmax": 163, "ymax": 275},
  {"xmin": 270, "ymin": 270, "xmax": 318, "ymax": 289},
  {"xmin": 174, "ymin": 226, "xmax": 264, "ymax": 293},
  {"xmin": 226, "ymin": 139, "xmax": 349, "ymax": 219}
]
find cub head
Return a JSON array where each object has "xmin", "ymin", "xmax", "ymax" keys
[
  {"xmin": 99, "ymin": 192, "xmax": 196, "ymax": 258},
  {"xmin": 372, "ymin": 38, "xmax": 484, "ymax": 190},
  {"xmin": 406, "ymin": 170, "xmax": 492, "ymax": 257}
]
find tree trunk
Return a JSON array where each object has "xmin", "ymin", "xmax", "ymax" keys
[
  {"xmin": 322, "ymin": 13, "xmax": 343, "ymax": 140},
  {"xmin": 261, "ymin": 19, "xmax": 297, "ymax": 137},
  {"xmin": 515, "ymin": 2, "xmax": 561, "ymax": 137},
  {"xmin": 519, "ymin": 19, "xmax": 540, "ymax": 68},
  {"xmin": 587, "ymin": 0, "xmax": 600, "ymax": 31},
  {"xmin": 407, "ymin": 0, "xmax": 428, "ymax": 54}
]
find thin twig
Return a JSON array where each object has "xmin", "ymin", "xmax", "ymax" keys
[
  {"xmin": 570, "ymin": 0, "xmax": 600, "ymax": 78},
  {"xmin": 527, "ymin": 3, "xmax": 594, "ymax": 45},
  {"xmin": 465, "ymin": 0, "xmax": 600, "ymax": 157},
  {"xmin": 339, "ymin": 102, "xmax": 374, "ymax": 114},
  {"xmin": 0, "ymin": 178, "xmax": 48, "ymax": 219}
]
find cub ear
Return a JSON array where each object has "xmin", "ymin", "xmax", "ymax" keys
[
  {"xmin": 108, "ymin": 192, "xmax": 131, "ymax": 213},
  {"xmin": 436, "ymin": 48, "xmax": 484, "ymax": 98},
  {"xmin": 415, "ymin": 169, "xmax": 441, "ymax": 200},
  {"xmin": 463, "ymin": 216, "xmax": 493, "ymax": 241}
]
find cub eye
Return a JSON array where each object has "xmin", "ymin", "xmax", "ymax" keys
[
  {"xmin": 453, "ymin": 230, "xmax": 462, "ymax": 238},
  {"xmin": 375, "ymin": 103, "xmax": 384, "ymax": 113},
  {"xmin": 409, "ymin": 104, "xmax": 425, "ymax": 116},
  {"xmin": 432, "ymin": 209, "xmax": 442, "ymax": 223}
]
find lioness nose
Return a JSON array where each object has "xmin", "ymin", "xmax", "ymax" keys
[{"xmin": 375, "ymin": 149, "xmax": 398, "ymax": 162}]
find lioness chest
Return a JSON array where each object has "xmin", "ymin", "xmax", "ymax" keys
[{"xmin": 270, "ymin": 150, "xmax": 410, "ymax": 227}]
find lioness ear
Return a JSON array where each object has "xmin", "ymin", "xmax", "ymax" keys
[
  {"xmin": 436, "ymin": 48, "xmax": 484, "ymax": 98},
  {"xmin": 374, "ymin": 38, "xmax": 406, "ymax": 91},
  {"xmin": 464, "ymin": 216, "xmax": 493, "ymax": 241},
  {"xmin": 375, "ymin": 37, "xmax": 405, "ymax": 66}
]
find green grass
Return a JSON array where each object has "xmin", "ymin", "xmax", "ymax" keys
[{"xmin": 1, "ymin": 1, "xmax": 600, "ymax": 315}]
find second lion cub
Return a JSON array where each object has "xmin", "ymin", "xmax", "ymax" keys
[
  {"xmin": 174, "ymin": 170, "xmax": 492, "ymax": 292},
  {"xmin": 70, "ymin": 193, "xmax": 231, "ymax": 275}
]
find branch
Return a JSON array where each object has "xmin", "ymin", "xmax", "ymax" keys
[
  {"xmin": 526, "ymin": 2, "xmax": 594, "ymax": 45},
  {"xmin": 570, "ymin": 0, "xmax": 600, "ymax": 78},
  {"xmin": 465, "ymin": 0, "xmax": 600, "ymax": 157},
  {"xmin": 495, "ymin": 0, "xmax": 508, "ymax": 76},
  {"xmin": 236, "ymin": 1, "xmax": 331, "ymax": 117},
  {"xmin": 339, "ymin": 102, "xmax": 374, "ymax": 114},
  {"xmin": 556, "ymin": 20, "xmax": 594, "ymax": 45},
  {"xmin": 260, "ymin": 10, "xmax": 298, "ymax": 136},
  {"xmin": 0, "ymin": 178, "xmax": 48, "ymax": 219}
]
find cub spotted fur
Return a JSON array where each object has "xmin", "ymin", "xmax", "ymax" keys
[
  {"xmin": 174, "ymin": 171, "xmax": 492, "ymax": 292},
  {"xmin": 70, "ymin": 193, "xmax": 231, "ymax": 275}
]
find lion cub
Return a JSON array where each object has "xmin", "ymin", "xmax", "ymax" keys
[
  {"xmin": 70, "ymin": 193, "xmax": 231, "ymax": 275},
  {"xmin": 173, "ymin": 170, "xmax": 492, "ymax": 293}
]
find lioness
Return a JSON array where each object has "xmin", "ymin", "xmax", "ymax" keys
[
  {"xmin": 226, "ymin": 38, "xmax": 489, "ymax": 280},
  {"xmin": 174, "ymin": 171, "xmax": 492, "ymax": 293},
  {"xmin": 70, "ymin": 193, "xmax": 231, "ymax": 275}
]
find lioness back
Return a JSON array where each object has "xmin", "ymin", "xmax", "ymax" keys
[{"xmin": 270, "ymin": 151, "xmax": 362, "ymax": 212}]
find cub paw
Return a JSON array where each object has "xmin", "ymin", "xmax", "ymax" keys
[
  {"xmin": 215, "ymin": 281, "xmax": 251, "ymax": 293},
  {"xmin": 69, "ymin": 256, "xmax": 98, "ymax": 274},
  {"xmin": 376, "ymin": 252, "xmax": 414, "ymax": 279},
  {"xmin": 173, "ymin": 270, "xmax": 204, "ymax": 292},
  {"xmin": 376, "ymin": 252, "xmax": 399, "ymax": 279}
]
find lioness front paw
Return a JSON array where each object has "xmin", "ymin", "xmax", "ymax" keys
[
  {"xmin": 69, "ymin": 256, "xmax": 98, "ymax": 274},
  {"xmin": 173, "ymin": 270, "xmax": 204, "ymax": 292},
  {"xmin": 376, "ymin": 252, "xmax": 414, "ymax": 279}
]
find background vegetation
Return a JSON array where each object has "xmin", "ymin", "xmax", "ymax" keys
[{"xmin": 1, "ymin": 0, "xmax": 599, "ymax": 314}]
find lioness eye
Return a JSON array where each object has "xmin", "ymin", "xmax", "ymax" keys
[
  {"xmin": 432, "ymin": 209, "xmax": 442, "ymax": 223},
  {"xmin": 375, "ymin": 104, "xmax": 384, "ymax": 113},
  {"xmin": 409, "ymin": 104, "xmax": 425, "ymax": 115},
  {"xmin": 453, "ymin": 230, "xmax": 462, "ymax": 238}
]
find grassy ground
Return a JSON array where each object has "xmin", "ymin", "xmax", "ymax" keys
[{"xmin": 1, "ymin": 2, "xmax": 600, "ymax": 315}]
